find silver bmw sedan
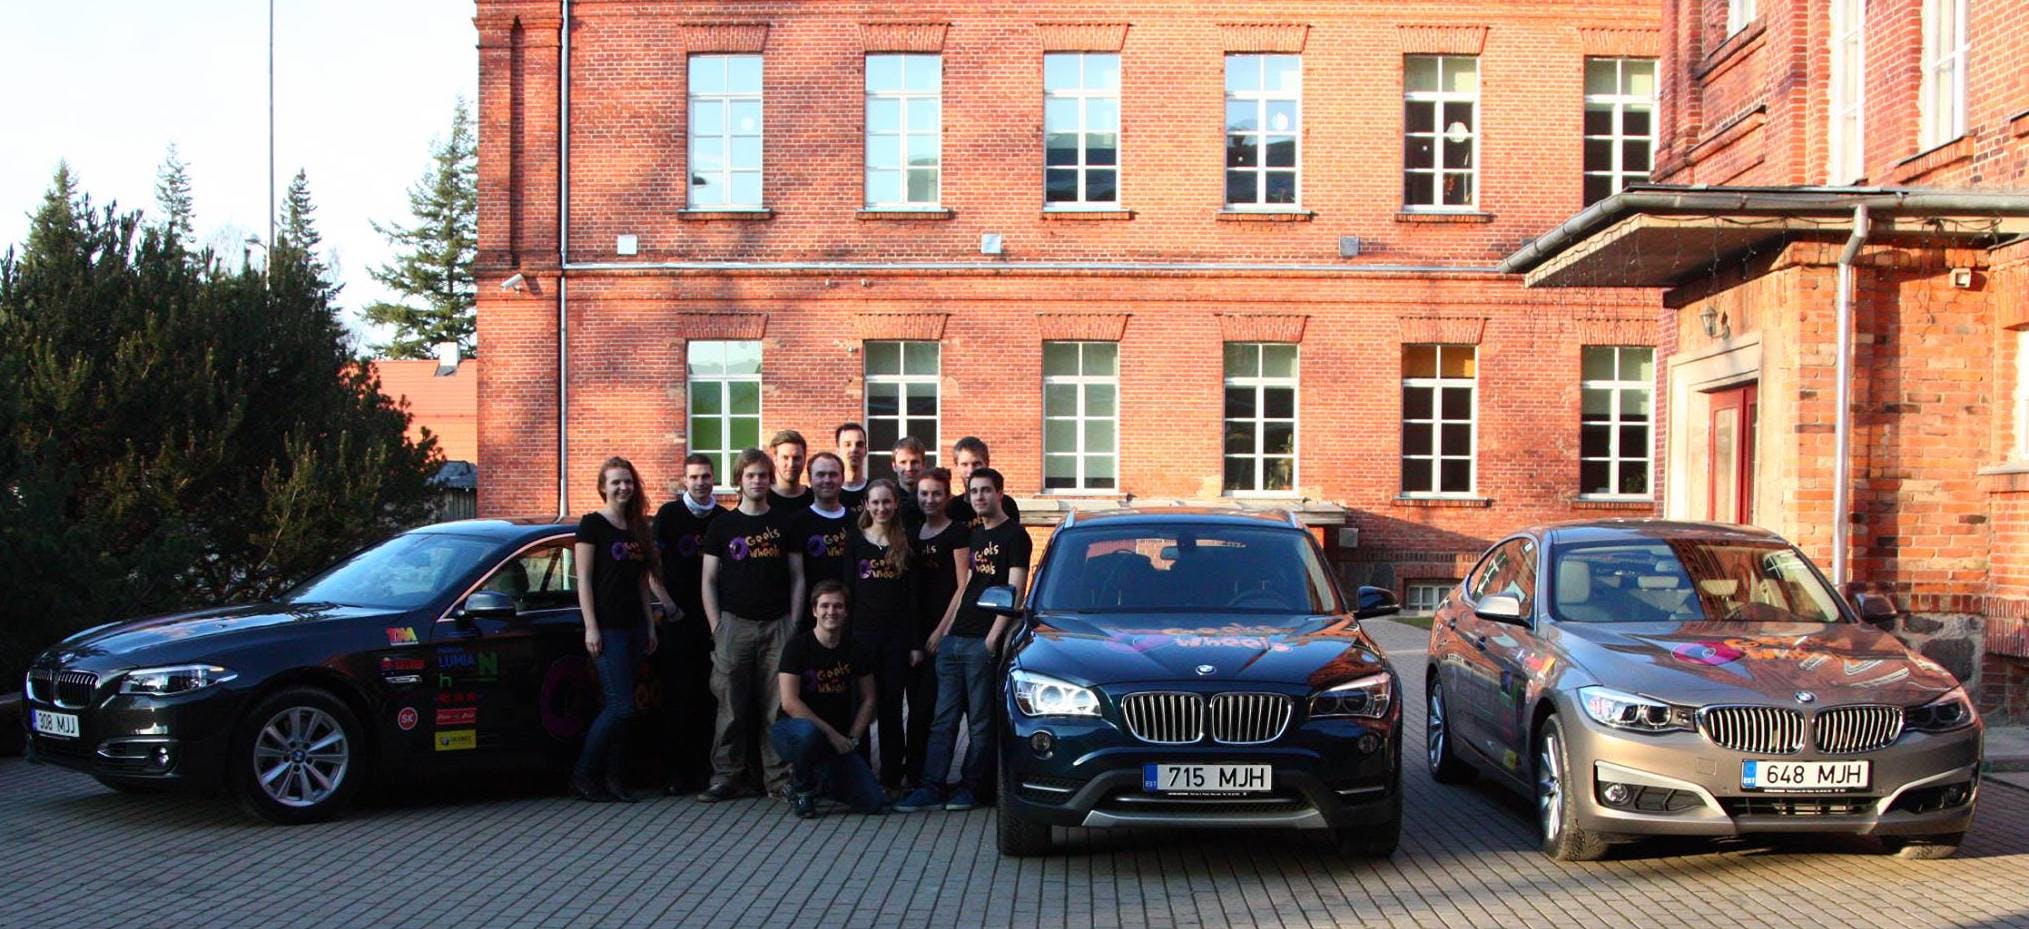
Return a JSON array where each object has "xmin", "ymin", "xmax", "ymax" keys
[{"xmin": 1424, "ymin": 520, "xmax": 1981, "ymax": 860}]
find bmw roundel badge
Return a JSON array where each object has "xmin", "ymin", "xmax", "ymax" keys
[{"xmin": 1195, "ymin": 664, "xmax": 1216, "ymax": 676}]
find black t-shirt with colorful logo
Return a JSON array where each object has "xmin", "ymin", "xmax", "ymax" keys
[
  {"xmin": 777, "ymin": 630, "xmax": 869, "ymax": 736},
  {"xmin": 848, "ymin": 531, "xmax": 915, "ymax": 639},
  {"xmin": 913, "ymin": 520, "xmax": 969, "ymax": 646},
  {"xmin": 652, "ymin": 498, "xmax": 723, "ymax": 621},
  {"xmin": 792, "ymin": 506, "xmax": 855, "ymax": 592},
  {"xmin": 702, "ymin": 507, "xmax": 795, "ymax": 620},
  {"xmin": 953, "ymin": 518, "xmax": 1031, "ymax": 638},
  {"xmin": 575, "ymin": 512, "xmax": 647, "ymax": 630}
]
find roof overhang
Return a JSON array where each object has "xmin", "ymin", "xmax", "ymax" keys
[{"xmin": 1501, "ymin": 185, "xmax": 2029, "ymax": 288}]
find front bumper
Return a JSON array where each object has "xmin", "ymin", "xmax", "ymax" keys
[
  {"xmin": 1563, "ymin": 712, "xmax": 1981, "ymax": 838},
  {"xmin": 23, "ymin": 679, "xmax": 245, "ymax": 789},
  {"xmin": 1001, "ymin": 707, "xmax": 1401, "ymax": 832}
]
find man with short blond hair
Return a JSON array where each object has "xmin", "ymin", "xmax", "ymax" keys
[
  {"xmin": 766, "ymin": 429, "xmax": 812, "ymax": 515},
  {"xmin": 836, "ymin": 422, "xmax": 871, "ymax": 516}
]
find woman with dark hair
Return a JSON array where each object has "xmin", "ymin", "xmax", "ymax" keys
[
  {"xmin": 901, "ymin": 467, "xmax": 970, "ymax": 790},
  {"xmin": 848, "ymin": 479, "xmax": 916, "ymax": 791},
  {"xmin": 571, "ymin": 456, "xmax": 677, "ymax": 802},
  {"xmin": 771, "ymin": 580, "xmax": 884, "ymax": 818}
]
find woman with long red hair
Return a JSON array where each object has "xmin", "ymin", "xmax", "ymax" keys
[{"xmin": 571, "ymin": 456, "xmax": 676, "ymax": 802}]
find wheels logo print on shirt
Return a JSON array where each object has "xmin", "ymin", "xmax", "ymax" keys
[
  {"xmin": 676, "ymin": 533, "xmax": 701, "ymax": 558},
  {"xmin": 610, "ymin": 540, "xmax": 643, "ymax": 562}
]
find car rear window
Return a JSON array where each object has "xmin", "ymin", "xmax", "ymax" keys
[{"xmin": 1034, "ymin": 524, "xmax": 1340, "ymax": 616}]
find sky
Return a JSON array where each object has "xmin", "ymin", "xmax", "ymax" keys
[{"xmin": 1, "ymin": 1, "xmax": 479, "ymax": 352}]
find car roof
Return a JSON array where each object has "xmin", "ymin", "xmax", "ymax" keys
[
  {"xmin": 1063, "ymin": 506, "xmax": 1307, "ymax": 530},
  {"xmin": 1532, "ymin": 519, "xmax": 1789, "ymax": 546},
  {"xmin": 407, "ymin": 517, "xmax": 577, "ymax": 544}
]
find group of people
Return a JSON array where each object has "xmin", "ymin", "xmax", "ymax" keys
[{"xmin": 567, "ymin": 424, "xmax": 1032, "ymax": 819}]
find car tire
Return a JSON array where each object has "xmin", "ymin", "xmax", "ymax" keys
[
  {"xmin": 1425, "ymin": 677, "xmax": 1475, "ymax": 785},
  {"xmin": 1881, "ymin": 833, "xmax": 1964, "ymax": 860},
  {"xmin": 229, "ymin": 686, "xmax": 365, "ymax": 825},
  {"xmin": 995, "ymin": 765, "xmax": 1053, "ymax": 857},
  {"xmin": 1535, "ymin": 715, "xmax": 1609, "ymax": 862}
]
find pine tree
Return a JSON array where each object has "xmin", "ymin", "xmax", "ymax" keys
[
  {"xmin": 154, "ymin": 144, "xmax": 195, "ymax": 242},
  {"xmin": 363, "ymin": 98, "xmax": 478, "ymax": 359},
  {"xmin": 275, "ymin": 169, "xmax": 336, "ymax": 299}
]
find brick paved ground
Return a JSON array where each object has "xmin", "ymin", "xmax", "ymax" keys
[{"xmin": 4, "ymin": 619, "xmax": 2027, "ymax": 929}]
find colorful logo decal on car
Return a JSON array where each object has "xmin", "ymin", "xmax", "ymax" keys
[
  {"xmin": 436, "ymin": 707, "xmax": 477, "ymax": 727},
  {"xmin": 380, "ymin": 657, "xmax": 425, "ymax": 673},
  {"xmin": 434, "ymin": 729, "xmax": 476, "ymax": 751},
  {"xmin": 437, "ymin": 649, "xmax": 477, "ymax": 670},
  {"xmin": 1671, "ymin": 641, "xmax": 1746, "ymax": 666},
  {"xmin": 396, "ymin": 707, "xmax": 418, "ymax": 731},
  {"xmin": 385, "ymin": 627, "xmax": 419, "ymax": 646},
  {"xmin": 540, "ymin": 656, "xmax": 599, "ymax": 741}
]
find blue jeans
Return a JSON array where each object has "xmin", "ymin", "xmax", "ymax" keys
[
  {"xmin": 769, "ymin": 717, "xmax": 885, "ymax": 813},
  {"xmin": 919, "ymin": 635, "xmax": 996, "ymax": 793},
  {"xmin": 575, "ymin": 624, "xmax": 645, "ymax": 779}
]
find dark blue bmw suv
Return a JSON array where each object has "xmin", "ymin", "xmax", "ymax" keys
[{"xmin": 983, "ymin": 508, "xmax": 1404, "ymax": 857}]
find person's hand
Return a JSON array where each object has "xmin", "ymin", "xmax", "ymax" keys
[
  {"xmin": 645, "ymin": 625, "xmax": 659, "ymax": 656},
  {"xmin": 584, "ymin": 627, "xmax": 603, "ymax": 658},
  {"xmin": 925, "ymin": 633, "xmax": 943, "ymax": 656},
  {"xmin": 829, "ymin": 732, "xmax": 855, "ymax": 755},
  {"xmin": 707, "ymin": 615, "xmax": 720, "ymax": 637},
  {"xmin": 985, "ymin": 634, "xmax": 1000, "ymax": 657},
  {"xmin": 662, "ymin": 599, "xmax": 682, "ymax": 622},
  {"xmin": 910, "ymin": 649, "xmax": 925, "ymax": 667}
]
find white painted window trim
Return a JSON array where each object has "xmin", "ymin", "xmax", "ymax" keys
[
  {"xmin": 864, "ymin": 340, "xmax": 942, "ymax": 477},
  {"xmin": 865, "ymin": 54, "xmax": 943, "ymax": 209},
  {"xmin": 1582, "ymin": 58, "xmax": 1657, "ymax": 205},
  {"xmin": 1223, "ymin": 342, "xmax": 1301, "ymax": 495},
  {"xmin": 1223, "ymin": 54, "xmax": 1304, "ymax": 210},
  {"xmin": 1401, "ymin": 344, "xmax": 1479, "ymax": 496},
  {"xmin": 686, "ymin": 55, "xmax": 765, "ymax": 210},
  {"xmin": 686, "ymin": 340, "xmax": 764, "ymax": 492},
  {"xmin": 1043, "ymin": 53, "xmax": 1123, "ymax": 210},
  {"xmin": 1579, "ymin": 346, "xmax": 1657, "ymax": 501},
  {"xmin": 1919, "ymin": 0, "xmax": 1969, "ymax": 150},
  {"xmin": 1402, "ymin": 55, "xmax": 1480, "ymax": 213},
  {"xmin": 1042, "ymin": 341, "xmax": 1121, "ymax": 493},
  {"xmin": 1405, "ymin": 582, "xmax": 1453, "ymax": 615},
  {"xmin": 1827, "ymin": 0, "xmax": 1867, "ymax": 184},
  {"xmin": 1727, "ymin": 0, "xmax": 1757, "ymax": 37}
]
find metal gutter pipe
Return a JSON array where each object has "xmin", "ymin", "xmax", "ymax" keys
[
  {"xmin": 556, "ymin": 0, "xmax": 571, "ymax": 520},
  {"xmin": 1831, "ymin": 204, "xmax": 1870, "ymax": 588}
]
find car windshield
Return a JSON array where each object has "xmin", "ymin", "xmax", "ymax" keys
[
  {"xmin": 1033, "ymin": 524, "xmax": 1341, "ymax": 620},
  {"xmin": 282, "ymin": 532, "xmax": 499, "ymax": 611},
  {"xmin": 1549, "ymin": 539, "xmax": 1846, "ymax": 624}
]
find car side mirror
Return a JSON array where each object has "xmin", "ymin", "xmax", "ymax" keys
[
  {"xmin": 459, "ymin": 590, "xmax": 519, "ymax": 622},
  {"xmin": 976, "ymin": 585, "xmax": 1022, "ymax": 616},
  {"xmin": 1475, "ymin": 594, "xmax": 1527, "ymax": 625},
  {"xmin": 1853, "ymin": 592, "xmax": 1897, "ymax": 630},
  {"xmin": 1354, "ymin": 586, "xmax": 1401, "ymax": 620}
]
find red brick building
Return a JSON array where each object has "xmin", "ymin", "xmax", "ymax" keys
[
  {"xmin": 1505, "ymin": 0, "xmax": 2029, "ymax": 716},
  {"xmin": 470, "ymin": 1, "xmax": 1671, "ymax": 609}
]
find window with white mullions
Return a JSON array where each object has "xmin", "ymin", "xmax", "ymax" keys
[
  {"xmin": 1224, "ymin": 54, "xmax": 1301, "ymax": 208},
  {"xmin": 1223, "ymin": 342, "xmax": 1298, "ymax": 494},
  {"xmin": 1044, "ymin": 53, "xmax": 1121, "ymax": 208},
  {"xmin": 865, "ymin": 54, "xmax": 942, "ymax": 208},
  {"xmin": 1042, "ymin": 342, "xmax": 1120, "ymax": 491},
  {"xmin": 1827, "ymin": 0, "xmax": 1866, "ymax": 184},
  {"xmin": 687, "ymin": 55, "xmax": 764, "ymax": 209},
  {"xmin": 1580, "ymin": 346, "xmax": 1655, "ymax": 498},
  {"xmin": 1401, "ymin": 344, "xmax": 1477, "ymax": 495},
  {"xmin": 686, "ymin": 340, "xmax": 764, "ymax": 487},
  {"xmin": 1582, "ymin": 58, "xmax": 1656, "ymax": 206},
  {"xmin": 1405, "ymin": 582, "xmax": 1453, "ymax": 615},
  {"xmin": 1403, "ymin": 56, "xmax": 1478, "ymax": 210},
  {"xmin": 1727, "ymin": 0, "xmax": 1757, "ymax": 37},
  {"xmin": 1919, "ymin": 0, "xmax": 1968, "ymax": 150},
  {"xmin": 864, "ymin": 340, "xmax": 940, "ymax": 481}
]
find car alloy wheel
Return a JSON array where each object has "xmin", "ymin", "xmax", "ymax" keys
[
  {"xmin": 1426, "ymin": 686, "xmax": 1448, "ymax": 770},
  {"xmin": 1536, "ymin": 727, "xmax": 1564, "ymax": 844},
  {"xmin": 252, "ymin": 705, "xmax": 350, "ymax": 809}
]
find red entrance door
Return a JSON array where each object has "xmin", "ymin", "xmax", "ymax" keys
[{"xmin": 1707, "ymin": 383, "xmax": 1758, "ymax": 524}]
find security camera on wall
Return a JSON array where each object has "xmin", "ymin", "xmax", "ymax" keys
[{"xmin": 500, "ymin": 272, "xmax": 526, "ymax": 292}]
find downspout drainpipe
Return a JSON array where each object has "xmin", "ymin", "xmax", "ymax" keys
[
  {"xmin": 1831, "ymin": 204, "xmax": 1870, "ymax": 589},
  {"xmin": 555, "ymin": 0, "xmax": 571, "ymax": 520}
]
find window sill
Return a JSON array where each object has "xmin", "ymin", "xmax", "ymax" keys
[
  {"xmin": 2010, "ymin": 108, "xmax": 2029, "ymax": 139},
  {"xmin": 1570, "ymin": 497, "xmax": 1657, "ymax": 510},
  {"xmin": 1042, "ymin": 209, "xmax": 1134, "ymax": 221},
  {"xmin": 1890, "ymin": 136, "xmax": 1973, "ymax": 184},
  {"xmin": 1692, "ymin": 19, "xmax": 1766, "ymax": 81},
  {"xmin": 856, "ymin": 208, "xmax": 955, "ymax": 221},
  {"xmin": 678, "ymin": 209, "xmax": 773, "ymax": 222},
  {"xmin": 1224, "ymin": 491, "xmax": 1302, "ymax": 500},
  {"xmin": 1392, "ymin": 495, "xmax": 1493, "ymax": 508},
  {"xmin": 1216, "ymin": 210, "xmax": 1314, "ymax": 223},
  {"xmin": 1979, "ymin": 462, "xmax": 2029, "ymax": 495},
  {"xmin": 1395, "ymin": 211, "xmax": 1494, "ymax": 224}
]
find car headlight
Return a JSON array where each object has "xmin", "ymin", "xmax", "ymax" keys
[
  {"xmin": 119, "ymin": 665, "xmax": 237, "ymax": 696},
  {"xmin": 1010, "ymin": 669, "xmax": 1101, "ymax": 717},
  {"xmin": 1905, "ymin": 687, "xmax": 1976, "ymax": 733},
  {"xmin": 1309, "ymin": 673, "xmax": 1393, "ymax": 719},
  {"xmin": 1578, "ymin": 686, "xmax": 1694, "ymax": 733}
]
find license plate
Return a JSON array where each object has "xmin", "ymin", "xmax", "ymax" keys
[
  {"xmin": 32, "ymin": 709, "xmax": 80, "ymax": 739},
  {"xmin": 1741, "ymin": 759, "xmax": 1870, "ymax": 791},
  {"xmin": 1142, "ymin": 763, "xmax": 1272, "ymax": 794}
]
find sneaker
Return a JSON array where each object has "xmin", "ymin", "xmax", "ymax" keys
[
  {"xmin": 792, "ymin": 792, "xmax": 819, "ymax": 819},
  {"xmin": 893, "ymin": 787, "xmax": 944, "ymax": 812},
  {"xmin": 604, "ymin": 777, "xmax": 639, "ymax": 803},
  {"xmin": 943, "ymin": 787, "xmax": 977, "ymax": 812},
  {"xmin": 769, "ymin": 784, "xmax": 797, "ymax": 803},
  {"xmin": 695, "ymin": 781, "xmax": 745, "ymax": 803},
  {"xmin": 569, "ymin": 774, "xmax": 613, "ymax": 804}
]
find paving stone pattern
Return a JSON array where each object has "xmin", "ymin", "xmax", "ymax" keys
[{"xmin": 3, "ymin": 619, "xmax": 2027, "ymax": 929}]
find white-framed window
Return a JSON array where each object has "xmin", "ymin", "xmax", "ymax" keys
[
  {"xmin": 1223, "ymin": 342, "xmax": 1298, "ymax": 494},
  {"xmin": 687, "ymin": 55, "xmax": 763, "ymax": 209},
  {"xmin": 1402, "ymin": 344, "xmax": 1477, "ymax": 495},
  {"xmin": 1405, "ymin": 582, "xmax": 1453, "ymax": 615},
  {"xmin": 2016, "ymin": 330, "xmax": 2029, "ymax": 461},
  {"xmin": 865, "ymin": 340, "xmax": 940, "ymax": 480},
  {"xmin": 1582, "ymin": 58, "xmax": 1656, "ymax": 206},
  {"xmin": 865, "ymin": 54, "xmax": 941, "ymax": 208},
  {"xmin": 1827, "ymin": 0, "xmax": 1867, "ymax": 184},
  {"xmin": 1224, "ymin": 54, "xmax": 1302, "ymax": 208},
  {"xmin": 686, "ymin": 340, "xmax": 763, "ymax": 486},
  {"xmin": 1043, "ymin": 341, "xmax": 1119, "ymax": 491},
  {"xmin": 1727, "ymin": 0, "xmax": 1757, "ymax": 37},
  {"xmin": 1403, "ymin": 56, "xmax": 1479, "ymax": 211},
  {"xmin": 1044, "ymin": 53, "xmax": 1121, "ymax": 209},
  {"xmin": 1919, "ymin": 0, "xmax": 1969, "ymax": 150},
  {"xmin": 1580, "ymin": 346, "xmax": 1656, "ymax": 498}
]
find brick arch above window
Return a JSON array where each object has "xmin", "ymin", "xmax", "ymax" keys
[
  {"xmin": 860, "ymin": 22, "xmax": 948, "ymax": 53},
  {"xmin": 1036, "ymin": 22, "xmax": 1128, "ymax": 52},
  {"xmin": 674, "ymin": 313, "xmax": 767, "ymax": 341},
  {"xmin": 1397, "ymin": 315, "xmax": 1487, "ymax": 344},
  {"xmin": 678, "ymin": 22, "xmax": 769, "ymax": 53},
  {"xmin": 1396, "ymin": 25, "xmax": 1487, "ymax": 56},
  {"xmin": 1578, "ymin": 27, "xmax": 1661, "ymax": 58},
  {"xmin": 1036, "ymin": 313, "xmax": 1131, "ymax": 341},
  {"xmin": 854, "ymin": 313, "xmax": 948, "ymax": 342},
  {"xmin": 1217, "ymin": 313, "xmax": 1308, "ymax": 343},
  {"xmin": 1575, "ymin": 316, "xmax": 1655, "ymax": 346},
  {"xmin": 1218, "ymin": 23, "xmax": 1309, "ymax": 53}
]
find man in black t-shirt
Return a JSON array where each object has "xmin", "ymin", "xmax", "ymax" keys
[
  {"xmin": 891, "ymin": 436, "xmax": 929, "ymax": 532},
  {"xmin": 698, "ymin": 448, "xmax": 807, "ymax": 803},
  {"xmin": 895, "ymin": 467, "xmax": 1031, "ymax": 813},
  {"xmin": 836, "ymin": 422, "xmax": 871, "ymax": 517},
  {"xmin": 765, "ymin": 429, "xmax": 813, "ymax": 514},
  {"xmin": 770, "ymin": 581, "xmax": 884, "ymax": 817},
  {"xmin": 790, "ymin": 452, "xmax": 854, "ymax": 594},
  {"xmin": 944, "ymin": 436, "xmax": 1021, "ymax": 526},
  {"xmin": 653, "ymin": 453, "xmax": 723, "ymax": 793}
]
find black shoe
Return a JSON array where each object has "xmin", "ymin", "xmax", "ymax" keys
[
  {"xmin": 605, "ymin": 778, "xmax": 639, "ymax": 803},
  {"xmin": 569, "ymin": 775, "xmax": 613, "ymax": 803},
  {"xmin": 665, "ymin": 774, "xmax": 709, "ymax": 796},
  {"xmin": 792, "ymin": 792, "xmax": 819, "ymax": 819},
  {"xmin": 696, "ymin": 781, "xmax": 745, "ymax": 803}
]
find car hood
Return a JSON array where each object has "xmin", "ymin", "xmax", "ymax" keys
[
  {"xmin": 1017, "ymin": 612, "xmax": 1389, "ymax": 688},
  {"xmin": 45, "ymin": 601, "xmax": 406, "ymax": 668},
  {"xmin": 1550, "ymin": 620, "xmax": 1960, "ymax": 706}
]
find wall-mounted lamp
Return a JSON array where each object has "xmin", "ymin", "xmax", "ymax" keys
[
  {"xmin": 1699, "ymin": 304, "xmax": 1728, "ymax": 339},
  {"xmin": 500, "ymin": 272, "xmax": 526, "ymax": 293}
]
